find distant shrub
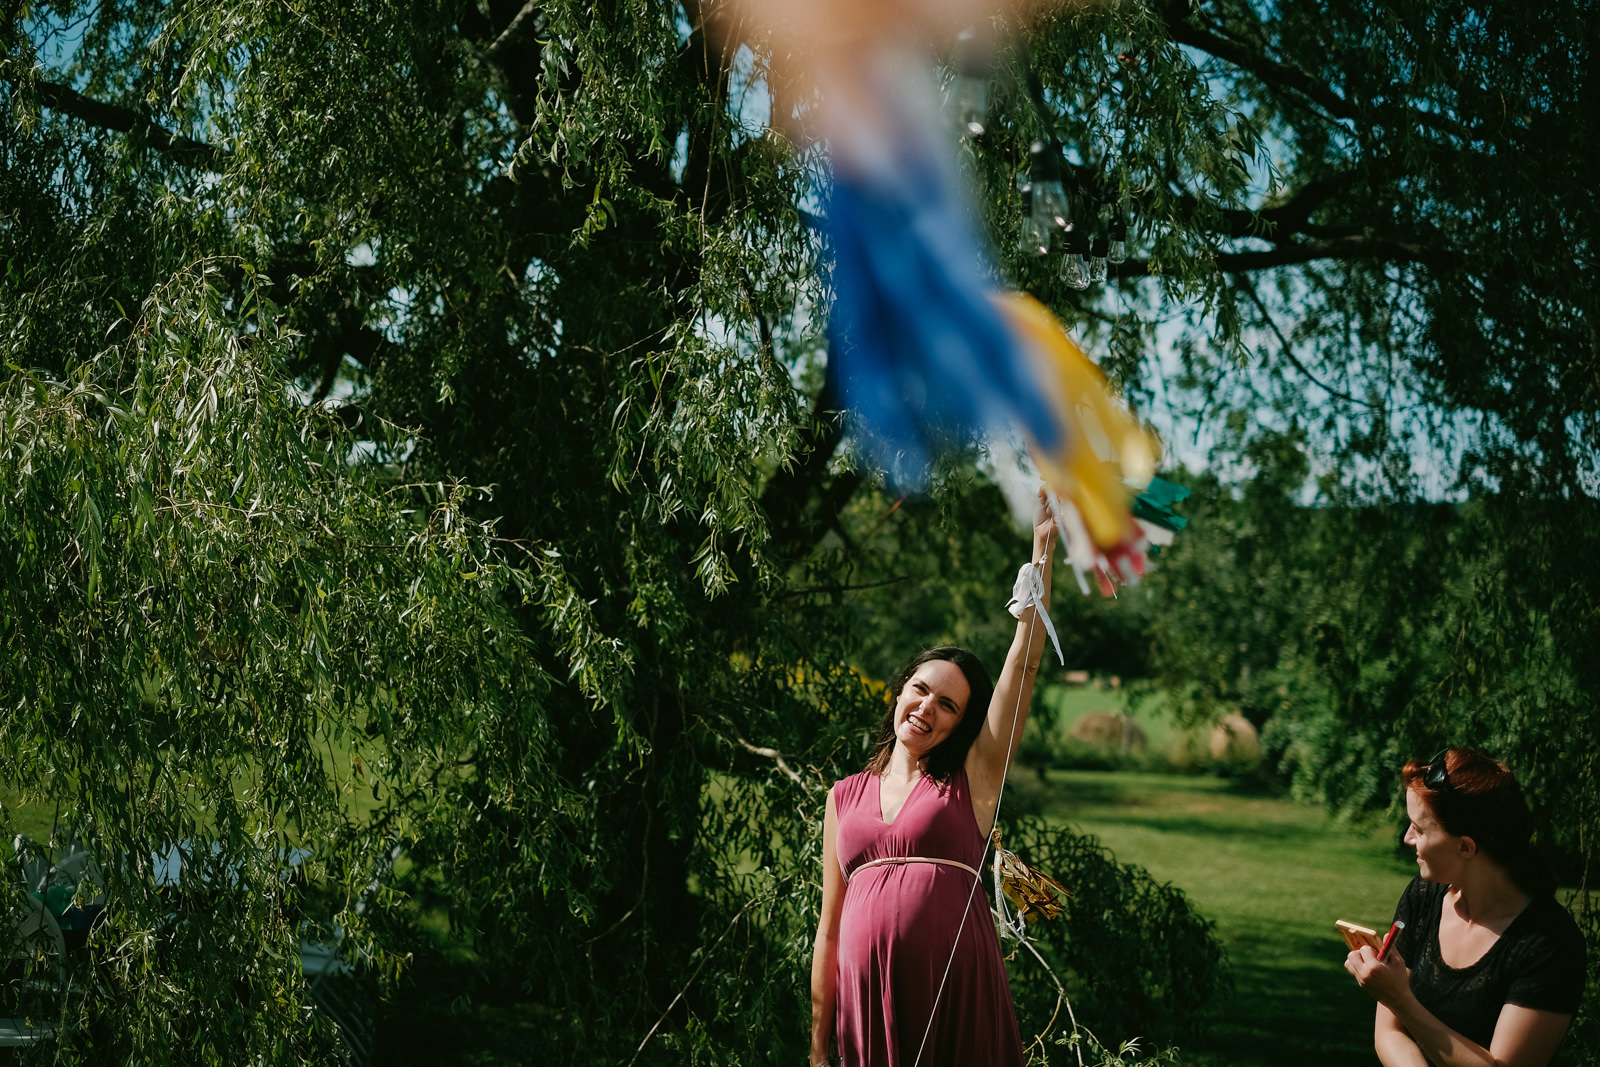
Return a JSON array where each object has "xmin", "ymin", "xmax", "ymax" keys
[
  {"xmin": 997, "ymin": 815, "xmax": 1230, "ymax": 1047},
  {"xmin": 1048, "ymin": 740, "xmax": 1123, "ymax": 773},
  {"xmin": 1070, "ymin": 711, "xmax": 1149, "ymax": 754}
]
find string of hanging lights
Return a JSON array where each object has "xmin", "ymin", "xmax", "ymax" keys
[
  {"xmin": 1020, "ymin": 139, "xmax": 1129, "ymax": 290},
  {"xmin": 948, "ymin": 37, "xmax": 1131, "ymax": 290}
]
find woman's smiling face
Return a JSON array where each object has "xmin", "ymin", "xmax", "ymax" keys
[
  {"xmin": 892, "ymin": 659, "xmax": 971, "ymax": 760},
  {"xmin": 1404, "ymin": 788, "xmax": 1466, "ymax": 883}
]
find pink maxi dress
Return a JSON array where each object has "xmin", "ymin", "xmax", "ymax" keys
[{"xmin": 831, "ymin": 767, "xmax": 1024, "ymax": 1067}]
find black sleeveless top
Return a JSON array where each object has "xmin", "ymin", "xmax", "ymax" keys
[{"xmin": 1391, "ymin": 877, "xmax": 1586, "ymax": 1049}]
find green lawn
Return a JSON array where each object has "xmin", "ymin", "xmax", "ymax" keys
[
  {"xmin": 1031, "ymin": 770, "xmax": 1418, "ymax": 1067},
  {"xmin": 0, "ymin": 787, "xmax": 58, "ymax": 845}
]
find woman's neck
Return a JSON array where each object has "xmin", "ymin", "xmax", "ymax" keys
[
  {"xmin": 883, "ymin": 746, "xmax": 924, "ymax": 782},
  {"xmin": 1450, "ymin": 861, "xmax": 1529, "ymax": 927}
]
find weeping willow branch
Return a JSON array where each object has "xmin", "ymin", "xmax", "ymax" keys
[
  {"xmin": 626, "ymin": 894, "xmax": 763, "ymax": 1067},
  {"xmin": 1007, "ymin": 927, "xmax": 1079, "ymax": 1067},
  {"xmin": 707, "ymin": 712, "xmax": 817, "ymax": 790},
  {"xmin": 20, "ymin": 76, "xmax": 226, "ymax": 170}
]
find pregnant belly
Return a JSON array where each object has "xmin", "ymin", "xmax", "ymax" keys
[{"xmin": 838, "ymin": 865, "xmax": 986, "ymax": 967}]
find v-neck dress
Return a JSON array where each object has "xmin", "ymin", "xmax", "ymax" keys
[{"xmin": 831, "ymin": 768, "xmax": 1023, "ymax": 1067}]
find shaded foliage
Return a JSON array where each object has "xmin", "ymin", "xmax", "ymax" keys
[
  {"xmin": 0, "ymin": 262, "xmax": 558, "ymax": 1061},
  {"xmin": 1003, "ymin": 815, "xmax": 1229, "ymax": 1047}
]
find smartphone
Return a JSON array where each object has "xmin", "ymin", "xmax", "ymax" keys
[{"xmin": 1335, "ymin": 919, "xmax": 1382, "ymax": 953}]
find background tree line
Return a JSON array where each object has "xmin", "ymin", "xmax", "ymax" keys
[{"xmin": 2, "ymin": 0, "xmax": 1595, "ymax": 1062}]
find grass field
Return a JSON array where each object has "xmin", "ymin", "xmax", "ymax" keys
[
  {"xmin": 0, "ymin": 787, "xmax": 58, "ymax": 845},
  {"xmin": 1026, "ymin": 770, "xmax": 1418, "ymax": 1066}
]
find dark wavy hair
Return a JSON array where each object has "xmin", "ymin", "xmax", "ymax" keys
[
  {"xmin": 1402, "ymin": 747, "xmax": 1553, "ymax": 895},
  {"xmin": 863, "ymin": 647, "xmax": 994, "ymax": 783}
]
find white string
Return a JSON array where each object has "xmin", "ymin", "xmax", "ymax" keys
[{"xmin": 907, "ymin": 528, "xmax": 1051, "ymax": 1067}]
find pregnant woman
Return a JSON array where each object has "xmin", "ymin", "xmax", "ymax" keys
[{"xmin": 808, "ymin": 498, "xmax": 1055, "ymax": 1067}]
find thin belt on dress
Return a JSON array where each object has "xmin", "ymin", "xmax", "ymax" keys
[{"xmin": 852, "ymin": 855, "xmax": 979, "ymax": 879}]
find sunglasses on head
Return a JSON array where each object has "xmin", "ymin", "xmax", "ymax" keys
[{"xmin": 1425, "ymin": 748, "xmax": 1452, "ymax": 791}]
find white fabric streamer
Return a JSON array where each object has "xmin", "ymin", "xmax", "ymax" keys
[{"xmin": 1006, "ymin": 561, "xmax": 1063, "ymax": 666}]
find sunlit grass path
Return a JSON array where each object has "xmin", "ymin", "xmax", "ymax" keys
[{"xmin": 1029, "ymin": 770, "xmax": 1417, "ymax": 1066}]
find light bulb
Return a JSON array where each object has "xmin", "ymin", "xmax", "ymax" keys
[
  {"xmin": 1059, "ymin": 227, "xmax": 1091, "ymax": 289},
  {"xmin": 1028, "ymin": 141, "xmax": 1069, "ymax": 231},
  {"xmin": 1090, "ymin": 235, "xmax": 1109, "ymax": 283},
  {"xmin": 950, "ymin": 30, "xmax": 990, "ymax": 137},
  {"xmin": 1108, "ymin": 214, "xmax": 1129, "ymax": 264},
  {"xmin": 1016, "ymin": 185, "xmax": 1048, "ymax": 256}
]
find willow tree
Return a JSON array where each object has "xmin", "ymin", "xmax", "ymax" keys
[
  {"xmin": 2, "ymin": 0, "xmax": 1595, "ymax": 1063},
  {"xmin": 1075, "ymin": 0, "xmax": 1600, "ymax": 898}
]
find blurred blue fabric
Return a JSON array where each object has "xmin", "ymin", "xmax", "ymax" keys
[{"xmin": 824, "ymin": 146, "xmax": 1061, "ymax": 484}]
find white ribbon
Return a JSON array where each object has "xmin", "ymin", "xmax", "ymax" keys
[{"xmin": 1006, "ymin": 561, "xmax": 1063, "ymax": 666}]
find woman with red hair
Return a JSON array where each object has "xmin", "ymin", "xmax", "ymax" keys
[{"xmin": 1346, "ymin": 748, "xmax": 1587, "ymax": 1066}]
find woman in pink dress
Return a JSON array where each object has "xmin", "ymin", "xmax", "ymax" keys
[{"xmin": 808, "ymin": 500, "xmax": 1055, "ymax": 1067}]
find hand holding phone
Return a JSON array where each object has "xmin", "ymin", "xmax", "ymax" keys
[{"xmin": 1335, "ymin": 919, "xmax": 1382, "ymax": 953}]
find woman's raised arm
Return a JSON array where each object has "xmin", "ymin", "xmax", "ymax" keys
[{"xmin": 966, "ymin": 492, "xmax": 1055, "ymax": 831}]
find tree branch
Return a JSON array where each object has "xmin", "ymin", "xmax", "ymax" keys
[
  {"xmin": 25, "ymin": 76, "xmax": 226, "ymax": 170},
  {"xmin": 626, "ymin": 894, "xmax": 764, "ymax": 1067},
  {"xmin": 776, "ymin": 576, "xmax": 912, "ymax": 600},
  {"xmin": 1150, "ymin": 170, "xmax": 1359, "ymax": 244},
  {"xmin": 1234, "ymin": 272, "xmax": 1376, "ymax": 408},
  {"xmin": 486, "ymin": 0, "xmax": 540, "ymax": 59},
  {"xmin": 474, "ymin": 0, "xmax": 557, "ymax": 126},
  {"xmin": 716, "ymin": 720, "xmax": 812, "ymax": 788},
  {"xmin": 759, "ymin": 386, "xmax": 865, "ymax": 563},
  {"xmin": 1155, "ymin": 0, "xmax": 1471, "ymax": 143},
  {"xmin": 1113, "ymin": 233, "xmax": 1457, "ymax": 277},
  {"xmin": 309, "ymin": 325, "xmax": 384, "ymax": 404},
  {"xmin": 1156, "ymin": 0, "xmax": 1356, "ymax": 122}
]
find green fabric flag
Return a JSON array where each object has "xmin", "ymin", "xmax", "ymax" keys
[{"xmin": 1134, "ymin": 476, "xmax": 1190, "ymax": 532}]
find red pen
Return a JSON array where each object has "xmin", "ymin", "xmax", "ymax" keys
[{"xmin": 1377, "ymin": 920, "xmax": 1404, "ymax": 961}]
